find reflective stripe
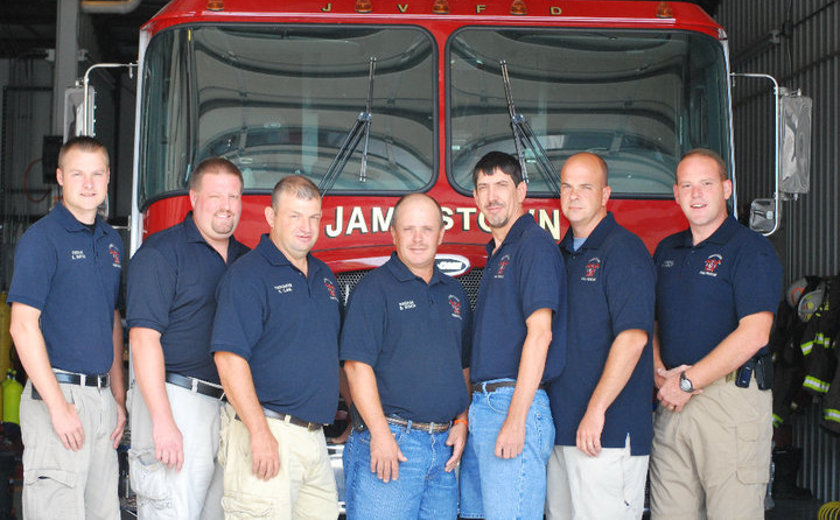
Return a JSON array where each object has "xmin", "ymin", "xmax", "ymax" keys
[
  {"xmin": 803, "ymin": 375, "xmax": 830, "ymax": 394},
  {"xmin": 772, "ymin": 413, "xmax": 784, "ymax": 427},
  {"xmin": 800, "ymin": 340, "xmax": 814, "ymax": 355},
  {"xmin": 824, "ymin": 408, "xmax": 840, "ymax": 424}
]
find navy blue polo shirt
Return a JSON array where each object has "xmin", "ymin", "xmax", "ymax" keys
[
  {"xmin": 127, "ymin": 213, "xmax": 249, "ymax": 384},
  {"xmin": 340, "ymin": 253, "xmax": 471, "ymax": 423},
  {"xmin": 655, "ymin": 216, "xmax": 782, "ymax": 368},
  {"xmin": 8, "ymin": 202, "xmax": 123, "ymax": 375},
  {"xmin": 548, "ymin": 213, "xmax": 655, "ymax": 455},
  {"xmin": 471, "ymin": 214, "xmax": 566, "ymax": 383},
  {"xmin": 210, "ymin": 234, "xmax": 341, "ymax": 424}
]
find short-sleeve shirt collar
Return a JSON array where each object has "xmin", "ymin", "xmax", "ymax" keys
[
  {"xmin": 55, "ymin": 201, "xmax": 107, "ymax": 236},
  {"xmin": 384, "ymin": 252, "xmax": 444, "ymax": 286},
  {"xmin": 559, "ymin": 212, "xmax": 617, "ymax": 253},
  {"xmin": 255, "ymin": 233, "xmax": 294, "ymax": 268},
  {"xmin": 485, "ymin": 213, "xmax": 533, "ymax": 257},
  {"xmin": 676, "ymin": 215, "xmax": 739, "ymax": 249}
]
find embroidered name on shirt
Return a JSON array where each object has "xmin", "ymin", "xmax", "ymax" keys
[
  {"xmin": 399, "ymin": 300, "xmax": 416, "ymax": 311},
  {"xmin": 581, "ymin": 257, "xmax": 601, "ymax": 282},
  {"xmin": 71, "ymin": 250, "xmax": 86, "ymax": 260},
  {"xmin": 495, "ymin": 255, "xmax": 511, "ymax": 279},
  {"xmin": 274, "ymin": 283, "xmax": 293, "ymax": 294},
  {"xmin": 449, "ymin": 295, "xmax": 463, "ymax": 320},
  {"xmin": 699, "ymin": 254, "xmax": 723, "ymax": 277},
  {"xmin": 662, "ymin": 260, "xmax": 675, "ymax": 268}
]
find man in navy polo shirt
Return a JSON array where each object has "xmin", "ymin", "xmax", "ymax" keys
[
  {"xmin": 650, "ymin": 149, "xmax": 782, "ymax": 519},
  {"xmin": 545, "ymin": 153, "xmax": 655, "ymax": 520},
  {"xmin": 211, "ymin": 175, "xmax": 341, "ymax": 519},
  {"xmin": 127, "ymin": 157, "xmax": 248, "ymax": 520},
  {"xmin": 460, "ymin": 151, "xmax": 566, "ymax": 520},
  {"xmin": 8, "ymin": 136, "xmax": 126, "ymax": 520},
  {"xmin": 341, "ymin": 194, "xmax": 471, "ymax": 519}
]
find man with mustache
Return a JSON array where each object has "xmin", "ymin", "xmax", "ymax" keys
[
  {"xmin": 127, "ymin": 157, "xmax": 249, "ymax": 519},
  {"xmin": 341, "ymin": 194, "xmax": 471, "ymax": 519},
  {"xmin": 460, "ymin": 151, "xmax": 566, "ymax": 520}
]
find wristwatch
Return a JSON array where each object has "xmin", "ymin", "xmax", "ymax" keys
[{"xmin": 679, "ymin": 371, "xmax": 695, "ymax": 393}]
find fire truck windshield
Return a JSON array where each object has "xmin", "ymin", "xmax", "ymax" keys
[
  {"xmin": 137, "ymin": 23, "xmax": 729, "ymax": 208},
  {"xmin": 448, "ymin": 28, "xmax": 729, "ymax": 197},
  {"xmin": 137, "ymin": 25, "xmax": 436, "ymax": 207}
]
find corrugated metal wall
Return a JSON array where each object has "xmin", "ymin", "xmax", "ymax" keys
[{"xmin": 717, "ymin": 0, "xmax": 840, "ymax": 502}]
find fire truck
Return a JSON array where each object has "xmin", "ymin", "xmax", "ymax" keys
[{"xmin": 76, "ymin": 0, "xmax": 808, "ymax": 509}]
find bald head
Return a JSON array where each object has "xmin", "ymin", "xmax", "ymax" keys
[
  {"xmin": 560, "ymin": 152, "xmax": 611, "ymax": 238},
  {"xmin": 561, "ymin": 153, "xmax": 609, "ymax": 187},
  {"xmin": 391, "ymin": 193, "xmax": 444, "ymax": 230}
]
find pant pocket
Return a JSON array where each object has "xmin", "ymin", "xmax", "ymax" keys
[
  {"xmin": 735, "ymin": 420, "xmax": 768, "ymax": 485},
  {"xmin": 221, "ymin": 491, "xmax": 276, "ymax": 519},
  {"xmin": 23, "ymin": 468, "xmax": 79, "ymax": 520},
  {"xmin": 129, "ymin": 448, "xmax": 175, "ymax": 518}
]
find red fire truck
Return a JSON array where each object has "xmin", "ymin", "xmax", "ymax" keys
[{"xmin": 123, "ymin": 0, "xmax": 762, "ymax": 508}]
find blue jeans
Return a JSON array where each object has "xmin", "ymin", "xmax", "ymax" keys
[
  {"xmin": 343, "ymin": 429, "xmax": 360, "ymax": 518},
  {"xmin": 347, "ymin": 421, "xmax": 458, "ymax": 520},
  {"xmin": 460, "ymin": 382, "xmax": 555, "ymax": 520}
]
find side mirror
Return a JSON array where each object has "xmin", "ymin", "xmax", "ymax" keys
[
  {"xmin": 733, "ymin": 72, "xmax": 812, "ymax": 236},
  {"xmin": 779, "ymin": 91, "xmax": 812, "ymax": 195}
]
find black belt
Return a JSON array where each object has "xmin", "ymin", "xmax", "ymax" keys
[
  {"xmin": 236, "ymin": 408, "xmax": 323, "ymax": 432},
  {"xmin": 31, "ymin": 371, "xmax": 110, "ymax": 400},
  {"xmin": 471, "ymin": 381, "xmax": 547, "ymax": 393},
  {"xmin": 165, "ymin": 372, "xmax": 225, "ymax": 399},
  {"xmin": 386, "ymin": 416, "xmax": 451, "ymax": 433},
  {"xmin": 55, "ymin": 371, "xmax": 109, "ymax": 388}
]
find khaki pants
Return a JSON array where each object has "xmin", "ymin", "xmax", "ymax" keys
[
  {"xmin": 128, "ymin": 383, "xmax": 224, "ymax": 520},
  {"xmin": 546, "ymin": 435, "xmax": 649, "ymax": 520},
  {"xmin": 20, "ymin": 380, "xmax": 120, "ymax": 520},
  {"xmin": 218, "ymin": 411, "xmax": 338, "ymax": 520},
  {"xmin": 650, "ymin": 376, "xmax": 772, "ymax": 520}
]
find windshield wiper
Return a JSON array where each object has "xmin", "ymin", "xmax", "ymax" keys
[
  {"xmin": 500, "ymin": 60, "xmax": 562, "ymax": 196},
  {"xmin": 319, "ymin": 57, "xmax": 377, "ymax": 196}
]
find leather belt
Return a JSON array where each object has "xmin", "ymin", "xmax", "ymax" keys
[
  {"xmin": 165, "ymin": 372, "xmax": 225, "ymax": 399},
  {"xmin": 236, "ymin": 408, "xmax": 323, "ymax": 432},
  {"xmin": 55, "ymin": 371, "xmax": 110, "ymax": 388},
  {"xmin": 386, "ymin": 416, "xmax": 451, "ymax": 433},
  {"xmin": 31, "ymin": 371, "xmax": 110, "ymax": 400},
  {"xmin": 471, "ymin": 381, "xmax": 547, "ymax": 393}
]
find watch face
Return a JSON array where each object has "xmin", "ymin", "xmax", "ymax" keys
[{"xmin": 680, "ymin": 376, "xmax": 692, "ymax": 392}]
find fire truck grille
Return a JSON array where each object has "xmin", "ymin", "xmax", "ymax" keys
[{"xmin": 335, "ymin": 268, "xmax": 484, "ymax": 310}]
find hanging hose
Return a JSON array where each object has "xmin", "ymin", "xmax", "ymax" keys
[
  {"xmin": 818, "ymin": 501, "xmax": 840, "ymax": 520},
  {"xmin": 22, "ymin": 158, "xmax": 49, "ymax": 203}
]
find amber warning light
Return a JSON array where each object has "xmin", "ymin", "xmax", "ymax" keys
[
  {"xmin": 433, "ymin": 0, "xmax": 450, "ymax": 14},
  {"xmin": 510, "ymin": 0, "xmax": 527, "ymax": 15},
  {"xmin": 355, "ymin": 0, "xmax": 373, "ymax": 13},
  {"xmin": 206, "ymin": 0, "xmax": 224, "ymax": 11},
  {"xmin": 656, "ymin": 1, "xmax": 674, "ymax": 18}
]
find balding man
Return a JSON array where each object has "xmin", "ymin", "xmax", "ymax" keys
[
  {"xmin": 545, "ymin": 153, "xmax": 655, "ymax": 520},
  {"xmin": 341, "ymin": 194, "xmax": 471, "ymax": 520}
]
